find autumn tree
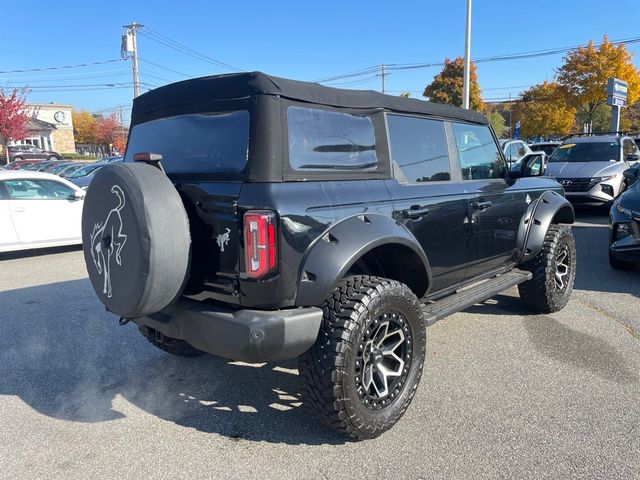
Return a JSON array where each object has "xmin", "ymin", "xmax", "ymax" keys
[
  {"xmin": 96, "ymin": 113, "xmax": 127, "ymax": 154},
  {"xmin": 0, "ymin": 88, "xmax": 30, "ymax": 164},
  {"xmin": 556, "ymin": 35, "xmax": 640, "ymax": 132},
  {"xmin": 423, "ymin": 57, "xmax": 483, "ymax": 111},
  {"xmin": 72, "ymin": 110, "xmax": 98, "ymax": 144},
  {"xmin": 518, "ymin": 82, "xmax": 575, "ymax": 138}
]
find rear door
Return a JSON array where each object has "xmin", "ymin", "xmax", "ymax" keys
[
  {"xmin": 384, "ymin": 114, "xmax": 469, "ymax": 293},
  {"xmin": 124, "ymin": 109, "xmax": 252, "ymax": 296},
  {"xmin": 450, "ymin": 122, "xmax": 528, "ymax": 280}
]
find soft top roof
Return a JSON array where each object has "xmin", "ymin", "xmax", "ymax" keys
[{"xmin": 132, "ymin": 71, "xmax": 488, "ymax": 125}]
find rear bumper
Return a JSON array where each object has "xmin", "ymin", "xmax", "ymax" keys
[{"xmin": 134, "ymin": 298, "xmax": 323, "ymax": 363}]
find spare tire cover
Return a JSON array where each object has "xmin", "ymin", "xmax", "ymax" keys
[{"xmin": 81, "ymin": 162, "xmax": 191, "ymax": 318}]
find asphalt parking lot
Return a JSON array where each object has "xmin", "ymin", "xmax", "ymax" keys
[{"xmin": 0, "ymin": 209, "xmax": 638, "ymax": 480}]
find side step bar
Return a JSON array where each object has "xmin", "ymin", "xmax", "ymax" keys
[{"xmin": 422, "ymin": 269, "xmax": 532, "ymax": 326}]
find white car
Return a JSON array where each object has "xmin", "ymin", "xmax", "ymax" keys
[{"xmin": 0, "ymin": 170, "xmax": 85, "ymax": 252}]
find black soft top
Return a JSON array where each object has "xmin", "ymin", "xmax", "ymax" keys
[{"xmin": 132, "ymin": 71, "xmax": 488, "ymax": 125}]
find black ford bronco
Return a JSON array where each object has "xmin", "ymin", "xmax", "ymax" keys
[{"xmin": 81, "ymin": 72, "xmax": 576, "ymax": 439}]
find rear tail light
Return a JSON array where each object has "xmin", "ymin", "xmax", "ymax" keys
[{"xmin": 244, "ymin": 210, "xmax": 277, "ymax": 279}]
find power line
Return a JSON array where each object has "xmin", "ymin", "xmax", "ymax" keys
[
  {"xmin": 316, "ymin": 36, "xmax": 640, "ymax": 84},
  {"xmin": 140, "ymin": 28, "xmax": 244, "ymax": 72},
  {"xmin": 0, "ymin": 59, "xmax": 124, "ymax": 74},
  {"xmin": 138, "ymin": 57, "xmax": 190, "ymax": 78}
]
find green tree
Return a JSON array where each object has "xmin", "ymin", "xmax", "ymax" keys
[
  {"xmin": 486, "ymin": 110, "xmax": 507, "ymax": 138},
  {"xmin": 556, "ymin": 35, "xmax": 640, "ymax": 132},
  {"xmin": 518, "ymin": 82, "xmax": 575, "ymax": 138},
  {"xmin": 423, "ymin": 57, "xmax": 483, "ymax": 111}
]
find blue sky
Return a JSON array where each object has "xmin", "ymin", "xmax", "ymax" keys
[{"xmin": 2, "ymin": 0, "xmax": 639, "ymax": 120}]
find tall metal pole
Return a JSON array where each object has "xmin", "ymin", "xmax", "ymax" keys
[
  {"xmin": 381, "ymin": 64, "xmax": 386, "ymax": 94},
  {"xmin": 462, "ymin": 0, "xmax": 472, "ymax": 109}
]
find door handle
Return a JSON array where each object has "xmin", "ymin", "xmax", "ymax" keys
[
  {"xmin": 11, "ymin": 207, "xmax": 25, "ymax": 213},
  {"xmin": 471, "ymin": 201, "xmax": 492, "ymax": 211},
  {"xmin": 401, "ymin": 205, "xmax": 430, "ymax": 219}
]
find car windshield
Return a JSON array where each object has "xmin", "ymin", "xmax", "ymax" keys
[
  {"xmin": 67, "ymin": 164, "xmax": 102, "ymax": 178},
  {"xmin": 549, "ymin": 142, "xmax": 620, "ymax": 163}
]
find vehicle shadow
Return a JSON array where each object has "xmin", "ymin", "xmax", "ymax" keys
[
  {"xmin": 0, "ymin": 244, "xmax": 82, "ymax": 261},
  {"xmin": 0, "ymin": 279, "xmax": 345, "ymax": 445}
]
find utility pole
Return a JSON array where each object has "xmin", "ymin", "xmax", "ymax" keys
[
  {"xmin": 462, "ymin": 0, "xmax": 472, "ymax": 109},
  {"xmin": 122, "ymin": 22, "xmax": 143, "ymax": 98},
  {"xmin": 381, "ymin": 64, "xmax": 386, "ymax": 94}
]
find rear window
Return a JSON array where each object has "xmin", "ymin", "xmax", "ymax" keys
[
  {"xmin": 125, "ymin": 111, "xmax": 250, "ymax": 173},
  {"xmin": 287, "ymin": 106, "xmax": 377, "ymax": 171},
  {"xmin": 549, "ymin": 142, "xmax": 620, "ymax": 163}
]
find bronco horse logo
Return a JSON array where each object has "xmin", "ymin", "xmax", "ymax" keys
[{"xmin": 89, "ymin": 185, "xmax": 128, "ymax": 298}]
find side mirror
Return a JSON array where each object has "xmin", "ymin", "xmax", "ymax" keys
[
  {"xmin": 623, "ymin": 167, "xmax": 640, "ymax": 186},
  {"xmin": 627, "ymin": 153, "xmax": 640, "ymax": 162},
  {"xmin": 71, "ymin": 190, "xmax": 85, "ymax": 200},
  {"xmin": 513, "ymin": 153, "xmax": 545, "ymax": 178}
]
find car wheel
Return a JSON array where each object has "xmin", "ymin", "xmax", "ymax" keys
[
  {"xmin": 48, "ymin": 155, "xmax": 58, "ymax": 161},
  {"xmin": 13, "ymin": 156, "xmax": 23, "ymax": 162},
  {"xmin": 298, "ymin": 275, "xmax": 426, "ymax": 440},
  {"xmin": 138, "ymin": 325, "xmax": 205, "ymax": 357},
  {"xmin": 518, "ymin": 224, "xmax": 576, "ymax": 313},
  {"xmin": 609, "ymin": 251, "xmax": 636, "ymax": 271}
]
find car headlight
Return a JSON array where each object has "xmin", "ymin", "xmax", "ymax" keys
[
  {"xmin": 596, "ymin": 174, "xmax": 618, "ymax": 183},
  {"xmin": 616, "ymin": 203, "xmax": 632, "ymax": 217},
  {"xmin": 615, "ymin": 222, "xmax": 633, "ymax": 240}
]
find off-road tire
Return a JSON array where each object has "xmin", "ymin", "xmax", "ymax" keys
[
  {"xmin": 518, "ymin": 224, "xmax": 576, "ymax": 313},
  {"xmin": 609, "ymin": 251, "xmax": 636, "ymax": 271},
  {"xmin": 138, "ymin": 326, "xmax": 205, "ymax": 357},
  {"xmin": 298, "ymin": 276, "xmax": 426, "ymax": 440}
]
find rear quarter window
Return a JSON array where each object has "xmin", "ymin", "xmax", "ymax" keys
[{"xmin": 287, "ymin": 106, "xmax": 378, "ymax": 171}]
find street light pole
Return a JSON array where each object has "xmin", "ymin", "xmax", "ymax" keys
[{"xmin": 462, "ymin": 0, "xmax": 472, "ymax": 109}]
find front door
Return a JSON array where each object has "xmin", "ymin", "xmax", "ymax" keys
[
  {"xmin": 450, "ymin": 122, "xmax": 528, "ymax": 280},
  {"xmin": 385, "ymin": 114, "xmax": 469, "ymax": 294}
]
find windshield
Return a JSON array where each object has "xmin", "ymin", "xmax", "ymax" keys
[
  {"xmin": 67, "ymin": 164, "xmax": 102, "ymax": 178},
  {"xmin": 125, "ymin": 111, "xmax": 250, "ymax": 174},
  {"xmin": 549, "ymin": 142, "xmax": 620, "ymax": 163}
]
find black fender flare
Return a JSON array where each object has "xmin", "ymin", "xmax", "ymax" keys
[
  {"xmin": 295, "ymin": 213, "xmax": 432, "ymax": 307},
  {"xmin": 517, "ymin": 190, "xmax": 575, "ymax": 263}
]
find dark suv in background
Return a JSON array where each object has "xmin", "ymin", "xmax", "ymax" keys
[
  {"xmin": 7, "ymin": 144, "xmax": 61, "ymax": 163},
  {"xmin": 81, "ymin": 72, "xmax": 576, "ymax": 440}
]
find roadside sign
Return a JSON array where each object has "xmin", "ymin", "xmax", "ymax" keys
[{"xmin": 607, "ymin": 78, "xmax": 628, "ymax": 107}]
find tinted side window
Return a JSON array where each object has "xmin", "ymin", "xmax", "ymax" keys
[
  {"xmin": 125, "ymin": 111, "xmax": 250, "ymax": 174},
  {"xmin": 623, "ymin": 139, "xmax": 637, "ymax": 157},
  {"xmin": 387, "ymin": 115, "xmax": 450, "ymax": 182},
  {"xmin": 452, "ymin": 123, "xmax": 505, "ymax": 180},
  {"xmin": 287, "ymin": 106, "xmax": 377, "ymax": 171}
]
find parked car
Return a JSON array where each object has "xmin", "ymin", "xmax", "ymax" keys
[
  {"xmin": 500, "ymin": 139, "xmax": 533, "ymax": 165},
  {"xmin": 66, "ymin": 163, "xmax": 106, "ymax": 189},
  {"xmin": 6, "ymin": 159, "xmax": 46, "ymax": 170},
  {"xmin": 7, "ymin": 144, "xmax": 61, "ymax": 162},
  {"xmin": 609, "ymin": 165, "xmax": 640, "ymax": 270},
  {"xmin": 0, "ymin": 170, "xmax": 85, "ymax": 252},
  {"xmin": 99, "ymin": 156, "xmax": 125, "ymax": 163},
  {"xmin": 81, "ymin": 72, "xmax": 576, "ymax": 440},
  {"xmin": 545, "ymin": 134, "xmax": 640, "ymax": 205},
  {"xmin": 58, "ymin": 163, "xmax": 87, "ymax": 178},
  {"xmin": 530, "ymin": 141, "xmax": 561, "ymax": 156},
  {"xmin": 45, "ymin": 162, "xmax": 81, "ymax": 175}
]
